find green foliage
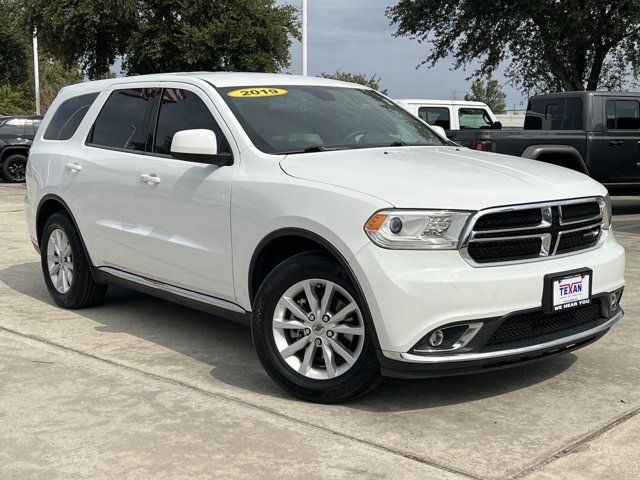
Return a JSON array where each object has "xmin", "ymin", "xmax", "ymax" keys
[
  {"xmin": 0, "ymin": 0, "xmax": 30, "ymax": 86},
  {"xmin": 464, "ymin": 79, "xmax": 507, "ymax": 113},
  {"xmin": 387, "ymin": 0, "xmax": 640, "ymax": 93},
  {"xmin": 320, "ymin": 71, "xmax": 388, "ymax": 94},
  {"xmin": 0, "ymin": 84, "xmax": 33, "ymax": 116},
  {"xmin": 25, "ymin": 0, "xmax": 299, "ymax": 78},
  {"xmin": 25, "ymin": 0, "xmax": 138, "ymax": 79}
]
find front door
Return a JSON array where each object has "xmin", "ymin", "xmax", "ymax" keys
[
  {"xmin": 603, "ymin": 98, "xmax": 640, "ymax": 183},
  {"xmin": 133, "ymin": 84, "xmax": 237, "ymax": 302}
]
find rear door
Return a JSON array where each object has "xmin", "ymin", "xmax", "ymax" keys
[
  {"xmin": 68, "ymin": 84, "xmax": 159, "ymax": 269},
  {"xmin": 603, "ymin": 98, "xmax": 640, "ymax": 183},
  {"xmin": 132, "ymin": 83, "xmax": 237, "ymax": 301}
]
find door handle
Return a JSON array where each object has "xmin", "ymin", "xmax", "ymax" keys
[
  {"xmin": 609, "ymin": 140, "xmax": 624, "ymax": 147},
  {"xmin": 64, "ymin": 162, "xmax": 82, "ymax": 173},
  {"xmin": 140, "ymin": 173, "xmax": 161, "ymax": 185}
]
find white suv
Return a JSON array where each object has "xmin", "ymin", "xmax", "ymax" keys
[{"xmin": 26, "ymin": 73, "xmax": 625, "ymax": 402}]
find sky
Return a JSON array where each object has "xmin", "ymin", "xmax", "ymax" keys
[{"xmin": 277, "ymin": 0, "xmax": 526, "ymax": 110}]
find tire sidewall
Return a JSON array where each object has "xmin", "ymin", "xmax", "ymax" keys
[{"xmin": 252, "ymin": 254, "xmax": 380, "ymax": 402}]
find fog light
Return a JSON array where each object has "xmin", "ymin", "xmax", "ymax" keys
[
  {"xmin": 610, "ymin": 288, "xmax": 623, "ymax": 311},
  {"xmin": 429, "ymin": 329, "xmax": 444, "ymax": 347}
]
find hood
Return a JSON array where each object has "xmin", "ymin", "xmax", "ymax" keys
[{"xmin": 280, "ymin": 146, "xmax": 607, "ymax": 210}]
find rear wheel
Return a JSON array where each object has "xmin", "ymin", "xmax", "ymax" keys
[
  {"xmin": 252, "ymin": 253, "xmax": 381, "ymax": 403},
  {"xmin": 2, "ymin": 154, "xmax": 27, "ymax": 183},
  {"xmin": 41, "ymin": 213, "xmax": 107, "ymax": 308}
]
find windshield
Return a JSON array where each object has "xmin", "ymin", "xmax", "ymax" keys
[{"xmin": 218, "ymin": 85, "xmax": 446, "ymax": 154}]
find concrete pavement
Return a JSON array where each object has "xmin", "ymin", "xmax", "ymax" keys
[{"xmin": 1, "ymin": 182, "xmax": 639, "ymax": 479}]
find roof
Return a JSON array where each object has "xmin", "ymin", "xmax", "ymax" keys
[
  {"xmin": 529, "ymin": 91, "xmax": 640, "ymax": 100},
  {"xmin": 395, "ymin": 99, "xmax": 489, "ymax": 107},
  {"xmin": 59, "ymin": 72, "xmax": 367, "ymax": 96}
]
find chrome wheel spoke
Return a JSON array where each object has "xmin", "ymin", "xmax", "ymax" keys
[
  {"xmin": 328, "ymin": 338, "xmax": 355, "ymax": 365},
  {"xmin": 273, "ymin": 319, "xmax": 306, "ymax": 330},
  {"xmin": 319, "ymin": 282, "xmax": 334, "ymax": 315},
  {"xmin": 47, "ymin": 228, "xmax": 73, "ymax": 294},
  {"xmin": 303, "ymin": 280, "xmax": 319, "ymax": 315},
  {"xmin": 327, "ymin": 301, "xmax": 357, "ymax": 326},
  {"xmin": 321, "ymin": 341, "xmax": 337, "ymax": 379},
  {"xmin": 331, "ymin": 324, "xmax": 364, "ymax": 336},
  {"xmin": 50, "ymin": 263, "xmax": 61, "ymax": 275},
  {"xmin": 279, "ymin": 336, "xmax": 310, "ymax": 359},
  {"xmin": 298, "ymin": 343, "xmax": 316, "ymax": 375},
  {"xmin": 279, "ymin": 296, "xmax": 309, "ymax": 322}
]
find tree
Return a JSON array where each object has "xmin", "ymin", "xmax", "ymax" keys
[
  {"xmin": 0, "ymin": 0, "xmax": 30, "ymax": 87},
  {"xmin": 320, "ymin": 71, "xmax": 388, "ymax": 94},
  {"xmin": 464, "ymin": 79, "xmax": 506, "ymax": 113},
  {"xmin": 0, "ymin": 84, "xmax": 33, "ymax": 116},
  {"xmin": 26, "ymin": 0, "xmax": 298, "ymax": 78},
  {"xmin": 387, "ymin": 1, "xmax": 640, "ymax": 93}
]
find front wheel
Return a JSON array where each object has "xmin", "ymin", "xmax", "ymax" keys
[
  {"xmin": 2, "ymin": 154, "xmax": 27, "ymax": 183},
  {"xmin": 252, "ymin": 253, "xmax": 381, "ymax": 403}
]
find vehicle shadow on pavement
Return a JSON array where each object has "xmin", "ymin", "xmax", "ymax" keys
[{"xmin": 0, "ymin": 261, "xmax": 577, "ymax": 411}]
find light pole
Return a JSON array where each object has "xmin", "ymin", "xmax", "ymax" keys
[
  {"xmin": 302, "ymin": 0, "xmax": 307, "ymax": 76},
  {"xmin": 33, "ymin": 29, "xmax": 41, "ymax": 115}
]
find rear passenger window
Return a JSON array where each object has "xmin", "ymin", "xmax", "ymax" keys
[
  {"xmin": 606, "ymin": 100, "xmax": 640, "ymax": 130},
  {"xmin": 153, "ymin": 88, "xmax": 231, "ymax": 155},
  {"xmin": 525, "ymin": 98, "xmax": 583, "ymax": 130},
  {"xmin": 90, "ymin": 88, "xmax": 158, "ymax": 152},
  {"xmin": 44, "ymin": 93, "xmax": 98, "ymax": 140},
  {"xmin": 418, "ymin": 107, "xmax": 450, "ymax": 130}
]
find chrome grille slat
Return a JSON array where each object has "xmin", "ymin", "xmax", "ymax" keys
[{"xmin": 460, "ymin": 197, "xmax": 606, "ymax": 267}]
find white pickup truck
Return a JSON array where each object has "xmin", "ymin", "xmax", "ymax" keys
[{"xmin": 395, "ymin": 99, "xmax": 501, "ymax": 137}]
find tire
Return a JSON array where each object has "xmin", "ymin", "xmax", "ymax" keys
[
  {"xmin": 252, "ymin": 253, "xmax": 381, "ymax": 403},
  {"xmin": 2, "ymin": 154, "xmax": 27, "ymax": 183},
  {"xmin": 40, "ymin": 212, "xmax": 107, "ymax": 309}
]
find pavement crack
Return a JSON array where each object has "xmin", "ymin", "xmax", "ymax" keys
[
  {"xmin": 509, "ymin": 404, "xmax": 640, "ymax": 479},
  {"xmin": 0, "ymin": 324, "xmax": 480, "ymax": 480}
]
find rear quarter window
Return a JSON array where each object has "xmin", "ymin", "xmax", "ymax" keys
[{"xmin": 44, "ymin": 93, "xmax": 99, "ymax": 140}]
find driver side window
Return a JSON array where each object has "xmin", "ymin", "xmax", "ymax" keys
[{"xmin": 458, "ymin": 108, "xmax": 493, "ymax": 129}]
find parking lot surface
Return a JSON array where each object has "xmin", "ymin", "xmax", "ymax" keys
[{"xmin": 1, "ymin": 182, "xmax": 639, "ymax": 479}]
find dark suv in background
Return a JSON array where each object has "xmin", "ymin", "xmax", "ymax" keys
[{"xmin": 0, "ymin": 115, "xmax": 42, "ymax": 182}]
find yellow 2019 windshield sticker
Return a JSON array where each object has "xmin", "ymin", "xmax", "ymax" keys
[{"xmin": 227, "ymin": 87, "xmax": 288, "ymax": 98}]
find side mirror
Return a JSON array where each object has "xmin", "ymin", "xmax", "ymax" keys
[
  {"xmin": 491, "ymin": 121, "xmax": 503, "ymax": 130},
  {"xmin": 430, "ymin": 125, "xmax": 448, "ymax": 139},
  {"xmin": 170, "ymin": 129, "xmax": 232, "ymax": 166}
]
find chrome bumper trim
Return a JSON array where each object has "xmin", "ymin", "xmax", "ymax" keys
[{"xmin": 383, "ymin": 309, "xmax": 623, "ymax": 364}]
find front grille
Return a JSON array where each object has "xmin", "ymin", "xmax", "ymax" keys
[
  {"xmin": 482, "ymin": 300, "xmax": 604, "ymax": 352},
  {"xmin": 463, "ymin": 198, "xmax": 604, "ymax": 265}
]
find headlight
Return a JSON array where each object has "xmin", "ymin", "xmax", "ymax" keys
[
  {"xmin": 364, "ymin": 210, "xmax": 473, "ymax": 250},
  {"xmin": 602, "ymin": 194, "xmax": 612, "ymax": 230}
]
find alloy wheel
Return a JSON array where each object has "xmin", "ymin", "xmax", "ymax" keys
[
  {"xmin": 272, "ymin": 279, "xmax": 365, "ymax": 380},
  {"xmin": 47, "ymin": 228, "xmax": 74, "ymax": 293}
]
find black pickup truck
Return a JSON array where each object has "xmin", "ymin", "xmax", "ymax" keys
[
  {"xmin": 0, "ymin": 115, "xmax": 42, "ymax": 183},
  {"xmin": 453, "ymin": 92, "xmax": 640, "ymax": 194}
]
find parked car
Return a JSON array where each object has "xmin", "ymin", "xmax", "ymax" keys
[
  {"xmin": 460, "ymin": 92, "xmax": 640, "ymax": 194},
  {"xmin": 26, "ymin": 74, "xmax": 625, "ymax": 402},
  {"xmin": 0, "ymin": 115, "xmax": 42, "ymax": 182},
  {"xmin": 395, "ymin": 99, "xmax": 502, "ymax": 142}
]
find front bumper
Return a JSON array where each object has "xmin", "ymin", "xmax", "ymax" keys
[{"xmin": 351, "ymin": 230, "xmax": 626, "ymax": 371}]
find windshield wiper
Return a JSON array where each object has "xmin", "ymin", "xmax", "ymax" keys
[{"xmin": 280, "ymin": 145, "xmax": 339, "ymax": 155}]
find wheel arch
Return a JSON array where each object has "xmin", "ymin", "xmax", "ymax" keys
[
  {"xmin": 0, "ymin": 145, "xmax": 30, "ymax": 162},
  {"xmin": 521, "ymin": 145, "xmax": 590, "ymax": 175},
  {"xmin": 36, "ymin": 194, "xmax": 101, "ymax": 282},
  {"xmin": 248, "ymin": 227, "xmax": 384, "ymax": 356}
]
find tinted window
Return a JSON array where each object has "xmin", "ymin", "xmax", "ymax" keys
[
  {"xmin": 606, "ymin": 100, "xmax": 640, "ymax": 130},
  {"xmin": 44, "ymin": 93, "xmax": 98, "ymax": 140},
  {"xmin": 153, "ymin": 88, "xmax": 230, "ymax": 155},
  {"xmin": 90, "ymin": 89, "xmax": 157, "ymax": 151},
  {"xmin": 525, "ymin": 98, "xmax": 583, "ymax": 130},
  {"xmin": 0, "ymin": 118, "xmax": 26, "ymax": 136},
  {"xmin": 418, "ymin": 107, "xmax": 450, "ymax": 129},
  {"xmin": 458, "ymin": 108, "xmax": 493, "ymax": 129}
]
